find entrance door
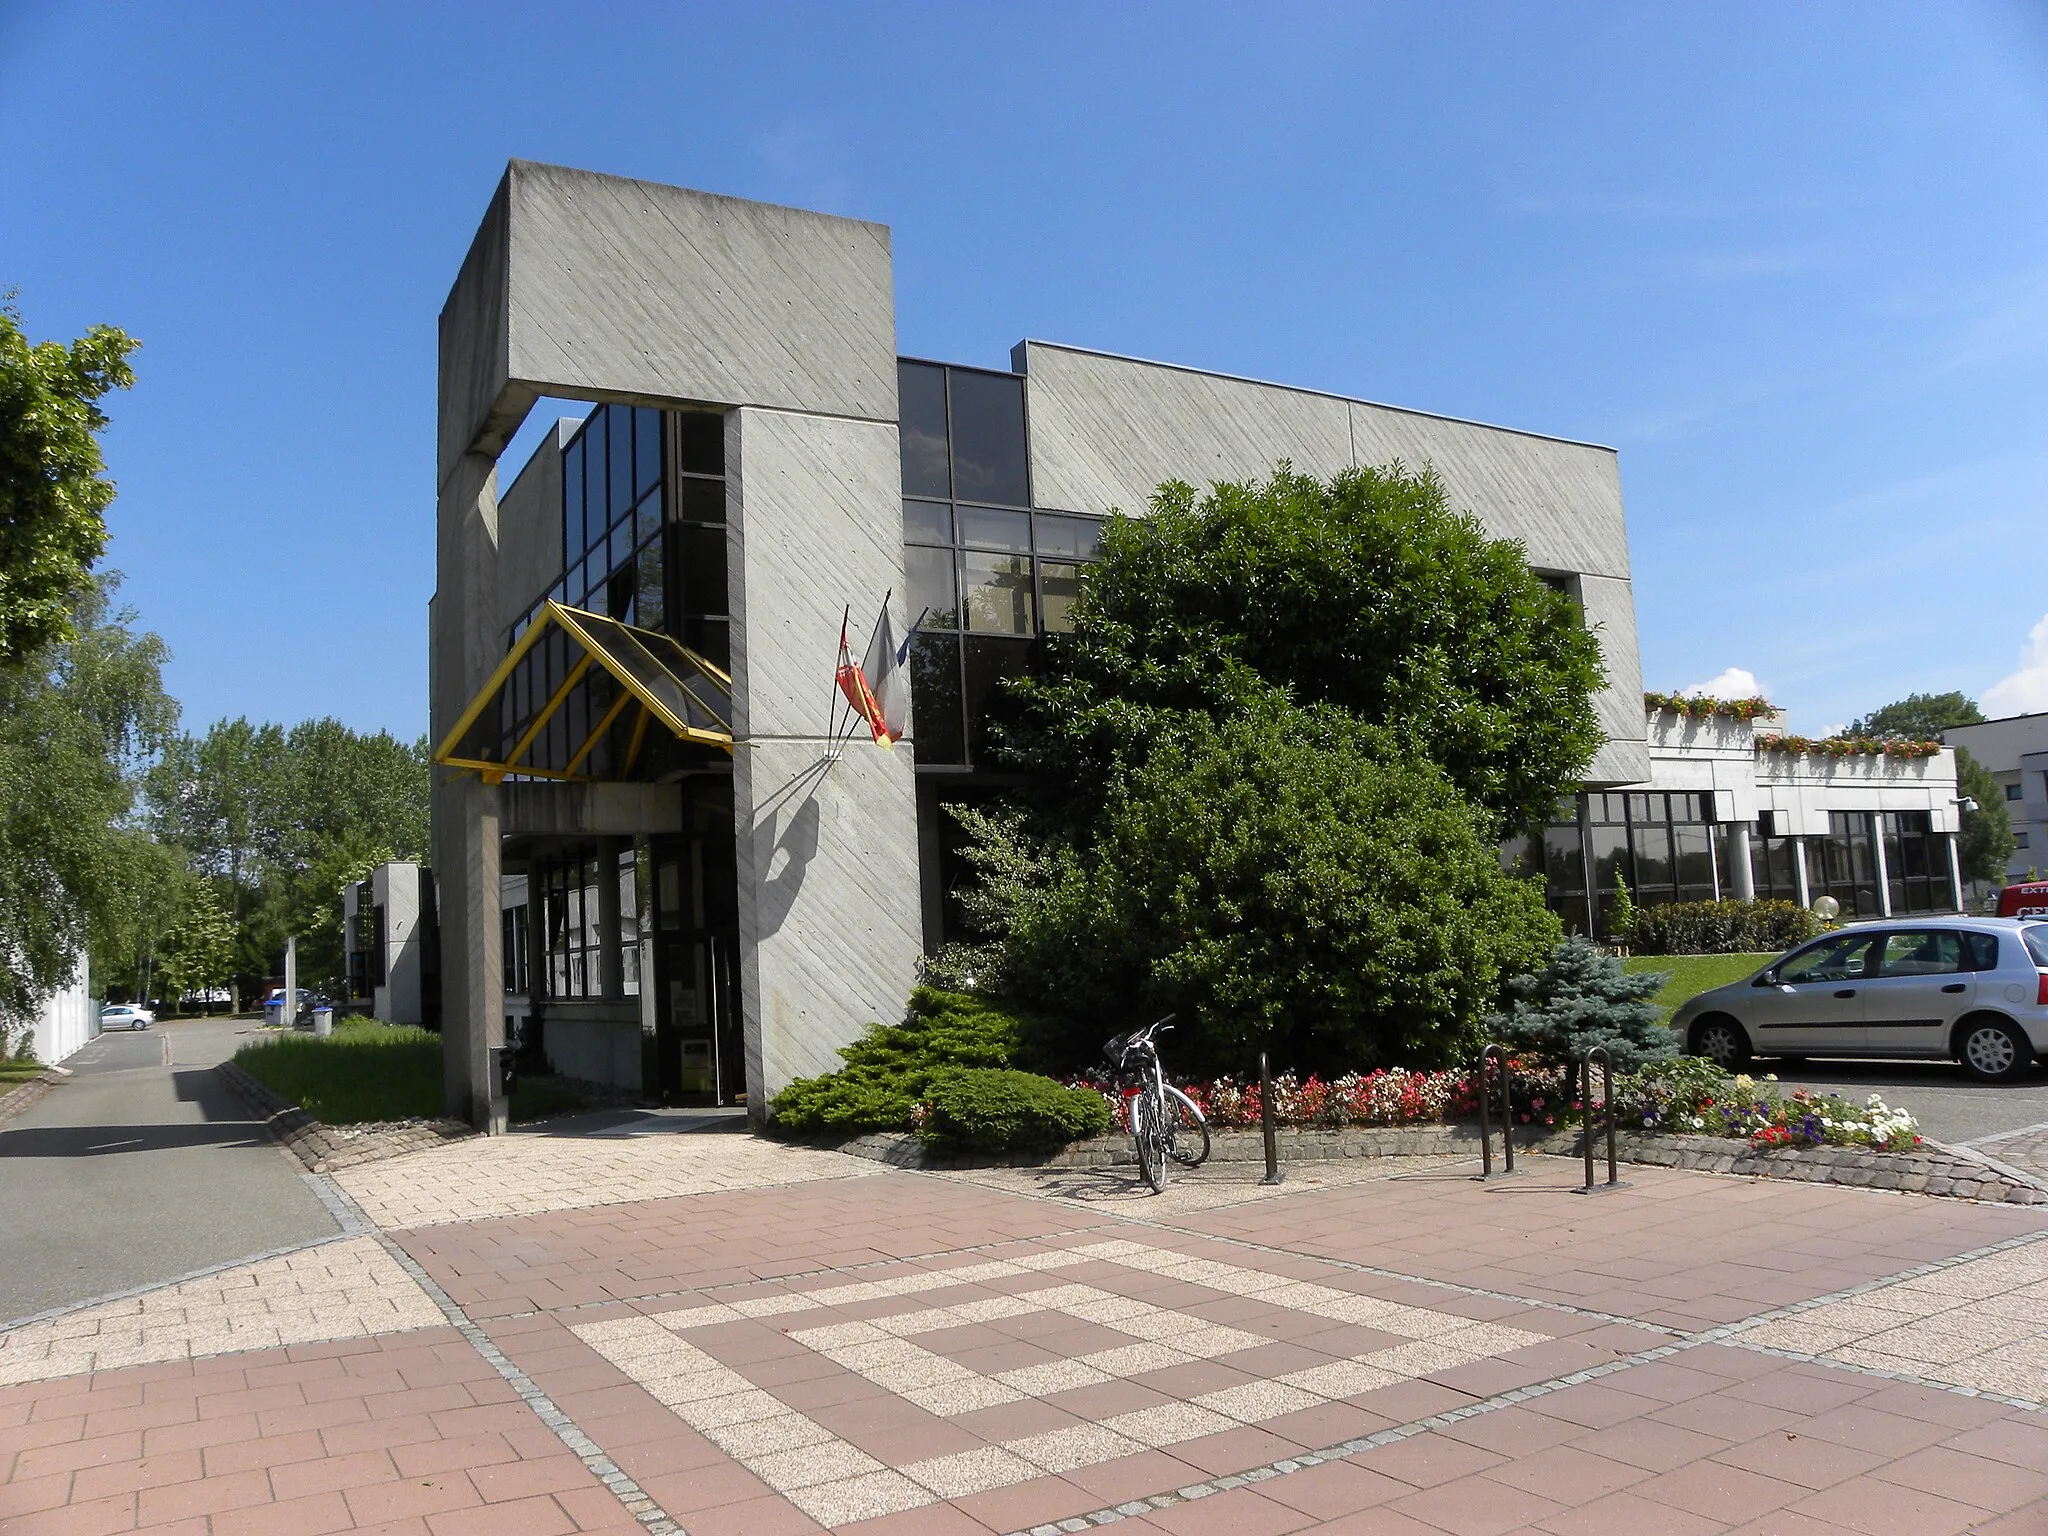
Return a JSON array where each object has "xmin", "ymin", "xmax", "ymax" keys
[
  {"xmin": 1747, "ymin": 931, "xmax": 1877, "ymax": 1056},
  {"xmin": 649, "ymin": 838, "xmax": 745, "ymax": 1105}
]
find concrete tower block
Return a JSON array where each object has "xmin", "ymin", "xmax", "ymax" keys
[{"xmin": 728, "ymin": 407, "xmax": 921, "ymax": 1111}]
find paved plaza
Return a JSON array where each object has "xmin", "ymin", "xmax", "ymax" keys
[{"xmin": 4, "ymin": 1120, "xmax": 2048, "ymax": 1535}]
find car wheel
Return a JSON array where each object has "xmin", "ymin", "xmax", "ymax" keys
[
  {"xmin": 1690, "ymin": 1016, "xmax": 1752, "ymax": 1070},
  {"xmin": 1957, "ymin": 1018, "xmax": 2032, "ymax": 1083}
]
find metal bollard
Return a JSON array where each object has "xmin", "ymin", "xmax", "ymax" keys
[
  {"xmin": 1475, "ymin": 1044, "xmax": 1518, "ymax": 1180},
  {"xmin": 1258, "ymin": 1050, "xmax": 1283, "ymax": 1185},
  {"xmin": 1573, "ymin": 1045, "xmax": 1629, "ymax": 1194}
]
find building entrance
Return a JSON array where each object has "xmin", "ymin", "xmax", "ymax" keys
[{"xmin": 649, "ymin": 817, "xmax": 743, "ymax": 1105}]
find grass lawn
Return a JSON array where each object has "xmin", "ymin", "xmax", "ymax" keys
[
  {"xmin": 0, "ymin": 1061, "xmax": 45, "ymax": 1087},
  {"xmin": 1625, "ymin": 953, "xmax": 1775, "ymax": 1023},
  {"xmin": 234, "ymin": 1021, "xmax": 584, "ymax": 1126}
]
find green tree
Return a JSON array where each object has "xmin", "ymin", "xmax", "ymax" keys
[
  {"xmin": 1956, "ymin": 746, "xmax": 2014, "ymax": 886},
  {"xmin": 146, "ymin": 718, "xmax": 282, "ymax": 1006},
  {"xmin": 147, "ymin": 717, "xmax": 431, "ymax": 1002},
  {"xmin": 156, "ymin": 879, "xmax": 236, "ymax": 1011},
  {"xmin": 0, "ymin": 578, "xmax": 176, "ymax": 1027},
  {"xmin": 0, "ymin": 300, "xmax": 140, "ymax": 666},
  {"xmin": 1845, "ymin": 692, "xmax": 2011, "ymax": 885},
  {"xmin": 956, "ymin": 699, "xmax": 1563, "ymax": 1078},
  {"xmin": 997, "ymin": 464, "xmax": 1607, "ymax": 835},
  {"xmin": 1489, "ymin": 937, "xmax": 1674, "ymax": 1079},
  {"xmin": 1848, "ymin": 691, "xmax": 1983, "ymax": 739}
]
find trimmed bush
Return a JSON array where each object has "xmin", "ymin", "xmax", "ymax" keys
[
  {"xmin": 917, "ymin": 1069, "xmax": 1111, "ymax": 1153},
  {"xmin": 768, "ymin": 987, "xmax": 1060, "ymax": 1136},
  {"xmin": 1630, "ymin": 899, "xmax": 1821, "ymax": 956}
]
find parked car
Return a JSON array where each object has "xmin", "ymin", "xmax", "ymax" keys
[
  {"xmin": 98, "ymin": 1003, "xmax": 155, "ymax": 1031},
  {"xmin": 1673, "ymin": 916, "xmax": 2048, "ymax": 1083}
]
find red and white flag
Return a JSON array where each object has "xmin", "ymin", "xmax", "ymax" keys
[{"xmin": 836, "ymin": 599, "xmax": 919, "ymax": 747}]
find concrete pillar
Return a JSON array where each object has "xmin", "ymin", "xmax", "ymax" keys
[
  {"xmin": 598, "ymin": 837, "xmax": 628, "ymax": 999},
  {"xmin": 1727, "ymin": 824, "xmax": 1755, "ymax": 903},
  {"xmin": 431, "ymin": 448, "xmax": 504, "ymax": 1130},
  {"xmin": 1793, "ymin": 839, "xmax": 1811, "ymax": 909},
  {"xmin": 1872, "ymin": 815, "xmax": 1893, "ymax": 917}
]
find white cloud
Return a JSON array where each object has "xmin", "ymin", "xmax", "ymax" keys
[
  {"xmin": 1681, "ymin": 667, "xmax": 1767, "ymax": 700},
  {"xmin": 1984, "ymin": 613, "xmax": 2048, "ymax": 716}
]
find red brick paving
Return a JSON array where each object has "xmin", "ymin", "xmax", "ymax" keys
[{"xmin": 3, "ymin": 1152, "xmax": 2047, "ymax": 1533}]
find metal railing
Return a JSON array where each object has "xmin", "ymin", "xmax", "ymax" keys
[
  {"xmin": 1573, "ymin": 1045, "xmax": 1629, "ymax": 1194},
  {"xmin": 1474, "ymin": 1044, "xmax": 1517, "ymax": 1179}
]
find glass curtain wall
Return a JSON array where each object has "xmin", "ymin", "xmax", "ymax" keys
[
  {"xmin": 1882, "ymin": 811, "xmax": 1949, "ymax": 913},
  {"xmin": 1749, "ymin": 836, "xmax": 1801, "ymax": 902},
  {"xmin": 1809, "ymin": 812, "xmax": 1883, "ymax": 917},
  {"xmin": 898, "ymin": 359, "xmax": 1103, "ymax": 768},
  {"xmin": 492, "ymin": 407, "xmax": 727, "ymax": 779},
  {"xmin": 1513, "ymin": 792, "xmax": 1720, "ymax": 935},
  {"xmin": 537, "ymin": 848, "xmax": 640, "ymax": 1001}
]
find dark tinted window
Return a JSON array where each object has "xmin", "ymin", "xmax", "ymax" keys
[
  {"xmin": 676, "ymin": 478, "xmax": 725, "ymax": 525},
  {"xmin": 899, "ymin": 362, "xmax": 950, "ymax": 499},
  {"xmin": 676, "ymin": 526, "xmax": 727, "ymax": 616},
  {"xmin": 948, "ymin": 370, "xmax": 1028, "ymax": 507},
  {"xmin": 1877, "ymin": 931, "xmax": 1965, "ymax": 977},
  {"xmin": 958, "ymin": 506, "xmax": 1031, "ymax": 552},
  {"xmin": 605, "ymin": 407, "xmax": 631, "ymax": 518},
  {"xmin": 677, "ymin": 412, "xmax": 724, "ymax": 476},
  {"xmin": 1963, "ymin": 931, "xmax": 2000, "ymax": 971},
  {"xmin": 634, "ymin": 407, "xmax": 663, "ymax": 499},
  {"xmin": 910, "ymin": 634, "xmax": 964, "ymax": 764},
  {"xmin": 963, "ymin": 636, "xmax": 1032, "ymax": 761},
  {"xmin": 904, "ymin": 500, "xmax": 952, "ymax": 544},
  {"xmin": 1779, "ymin": 934, "xmax": 1878, "ymax": 984}
]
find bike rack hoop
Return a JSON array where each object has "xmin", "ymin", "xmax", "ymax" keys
[
  {"xmin": 1473, "ymin": 1044, "xmax": 1519, "ymax": 1181},
  {"xmin": 1572, "ymin": 1044, "xmax": 1630, "ymax": 1194}
]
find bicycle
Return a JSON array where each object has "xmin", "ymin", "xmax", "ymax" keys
[{"xmin": 1103, "ymin": 1016, "xmax": 1211, "ymax": 1194}]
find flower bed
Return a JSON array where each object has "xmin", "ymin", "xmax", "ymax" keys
[
  {"xmin": 1754, "ymin": 732, "xmax": 1940, "ymax": 759},
  {"xmin": 1620, "ymin": 1056, "xmax": 1920, "ymax": 1152},
  {"xmin": 1065, "ymin": 1055, "xmax": 1921, "ymax": 1154},
  {"xmin": 1643, "ymin": 690, "xmax": 1775, "ymax": 720}
]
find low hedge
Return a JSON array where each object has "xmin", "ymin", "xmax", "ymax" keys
[
  {"xmin": 769, "ymin": 988, "xmax": 1059, "ymax": 1136},
  {"xmin": 915, "ymin": 1068, "xmax": 1111, "ymax": 1153},
  {"xmin": 1630, "ymin": 899, "xmax": 1821, "ymax": 956}
]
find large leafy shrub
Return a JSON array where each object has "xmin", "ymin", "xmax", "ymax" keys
[
  {"xmin": 1630, "ymin": 899, "xmax": 1821, "ymax": 956},
  {"xmin": 994, "ymin": 464, "xmax": 1606, "ymax": 836},
  {"xmin": 956, "ymin": 700, "xmax": 1562, "ymax": 1079},
  {"xmin": 768, "ymin": 987, "xmax": 1066, "ymax": 1135},
  {"xmin": 917, "ymin": 1068, "xmax": 1111, "ymax": 1153}
]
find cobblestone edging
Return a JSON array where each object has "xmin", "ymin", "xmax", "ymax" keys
[
  {"xmin": 0, "ymin": 1070, "xmax": 60, "ymax": 1127},
  {"xmin": 835, "ymin": 1120, "xmax": 2048, "ymax": 1204},
  {"xmin": 213, "ymin": 1059, "xmax": 472, "ymax": 1173}
]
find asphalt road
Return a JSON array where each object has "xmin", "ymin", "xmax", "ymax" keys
[
  {"xmin": 0, "ymin": 1017, "xmax": 339, "ymax": 1325},
  {"xmin": 1771, "ymin": 1057, "xmax": 2048, "ymax": 1147}
]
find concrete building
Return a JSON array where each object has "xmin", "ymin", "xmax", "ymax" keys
[
  {"xmin": 1943, "ymin": 712, "xmax": 2048, "ymax": 886},
  {"xmin": 1510, "ymin": 707, "xmax": 1962, "ymax": 936},
  {"xmin": 428, "ymin": 161, "xmax": 1957, "ymax": 1128},
  {"xmin": 342, "ymin": 863, "xmax": 433, "ymax": 1026}
]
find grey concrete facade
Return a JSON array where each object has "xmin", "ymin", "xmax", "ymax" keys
[
  {"xmin": 1013, "ymin": 341, "xmax": 1649, "ymax": 785},
  {"xmin": 436, "ymin": 162, "xmax": 913, "ymax": 1126},
  {"xmin": 433, "ymin": 161, "xmax": 1657, "ymax": 1126}
]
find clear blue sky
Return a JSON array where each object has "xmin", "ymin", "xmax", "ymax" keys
[{"xmin": 5, "ymin": 2, "xmax": 2046, "ymax": 741}]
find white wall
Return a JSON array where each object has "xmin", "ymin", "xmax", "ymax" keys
[{"xmin": 30, "ymin": 952, "xmax": 95, "ymax": 1065}]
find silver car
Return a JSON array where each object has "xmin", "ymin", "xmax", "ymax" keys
[{"xmin": 1671, "ymin": 916, "xmax": 2048, "ymax": 1083}]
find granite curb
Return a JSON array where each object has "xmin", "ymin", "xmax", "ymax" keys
[
  {"xmin": 213, "ymin": 1057, "xmax": 473, "ymax": 1172},
  {"xmin": 834, "ymin": 1120, "xmax": 2048, "ymax": 1203},
  {"xmin": 0, "ymin": 1068, "xmax": 62, "ymax": 1127}
]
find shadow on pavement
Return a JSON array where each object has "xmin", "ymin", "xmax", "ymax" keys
[{"xmin": 0, "ymin": 1121, "xmax": 269, "ymax": 1158}]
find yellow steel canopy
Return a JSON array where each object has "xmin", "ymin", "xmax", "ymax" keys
[{"xmin": 434, "ymin": 601, "xmax": 733, "ymax": 783}]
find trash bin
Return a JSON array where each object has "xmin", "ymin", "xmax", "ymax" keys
[
  {"xmin": 311, "ymin": 1006, "xmax": 334, "ymax": 1038},
  {"xmin": 264, "ymin": 1002, "xmax": 284, "ymax": 1030}
]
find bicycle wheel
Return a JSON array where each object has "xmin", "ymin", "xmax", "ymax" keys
[
  {"xmin": 1132, "ymin": 1091, "xmax": 1168, "ymax": 1194},
  {"xmin": 1163, "ymin": 1085, "xmax": 1210, "ymax": 1168}
]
